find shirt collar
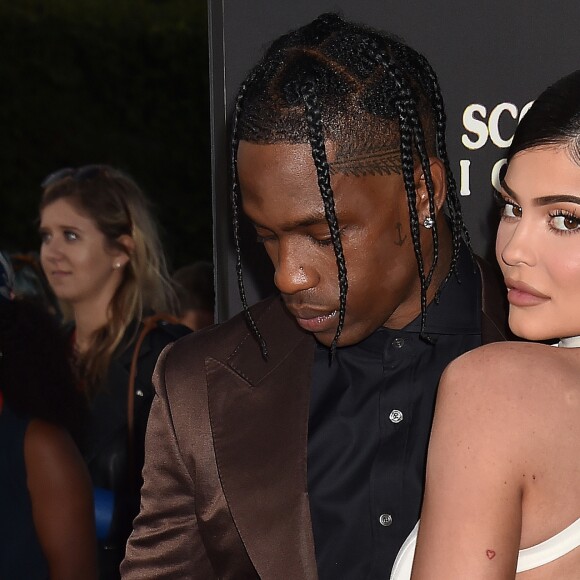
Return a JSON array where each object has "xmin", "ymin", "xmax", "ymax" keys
[
  {"xmin": 315, "ymin": 241, "xmax": 482, "ymax": 358},
  {"xmin": 403, "ymin": 241, "xmax": 481, "ymax": 336}
]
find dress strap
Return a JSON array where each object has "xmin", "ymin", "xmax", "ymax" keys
[
  {"xmin": 557, "ymin": 335, "xmax": 580, "ymax": 348},
  {"xmin": 390, "ymin": 518, "xmax": 580, "ymax": 578},
  {"xmin": 517, "ymin": 517, "xmax": 580, "ymax": 572}
]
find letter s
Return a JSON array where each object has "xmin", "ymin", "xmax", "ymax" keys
[{"xmin": 462, "ymin": 104, "xmax": 488, "ymax": 150}]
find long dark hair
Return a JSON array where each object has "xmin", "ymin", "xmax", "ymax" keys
[
  {"xmin": 508, "ymin": 69, "xmax": 580, "ymax": 163},
  {"xmin": 231, "ymin": 13, "xmax": 469, "ymax": 355}
]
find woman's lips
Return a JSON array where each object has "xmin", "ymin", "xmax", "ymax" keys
[
  {"xmin": 47, "ymin": 270, "xmax": 72, "ymax": 283},
  {"xmin": 505, "ymin": 280, "xmax": 549, "ymax": 307}
]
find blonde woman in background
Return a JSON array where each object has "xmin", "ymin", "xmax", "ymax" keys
[{"xmin": 39, "ymin": 165, "xmax": 190, "ymax": 579}]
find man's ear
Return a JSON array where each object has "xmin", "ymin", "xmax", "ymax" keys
[{"xmin": 414, "ymin": 157, "xmax": 447, "ymax": 218}]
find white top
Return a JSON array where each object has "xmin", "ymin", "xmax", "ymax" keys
[{"xmin": 390, "ymin": 517, "xmax": 580, "ymax": 578}]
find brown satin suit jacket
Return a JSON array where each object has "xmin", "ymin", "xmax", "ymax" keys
[{"xmin": 121, "ymin": 258, "xmax": 510, "ymax": 580}]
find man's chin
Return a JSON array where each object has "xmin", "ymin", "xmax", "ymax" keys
[{"xmin": 311, "ymin": 325, "xmax": 371, "ymax": 349}]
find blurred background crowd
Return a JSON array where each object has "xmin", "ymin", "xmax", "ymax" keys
[{"xmin": 0, "ymin": 1, "xmax": 214, "ymax": 578}]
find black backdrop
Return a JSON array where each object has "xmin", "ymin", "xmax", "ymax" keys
[{"xmin": 209, "ymin": 0, "xmax": 580, "ymax": 321}]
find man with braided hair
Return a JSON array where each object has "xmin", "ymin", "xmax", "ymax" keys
[{"xmin": 122, "ymin": 13, "xmax": 510, "ymax": 580}]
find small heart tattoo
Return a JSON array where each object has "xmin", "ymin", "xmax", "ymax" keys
[{"xmin": 486, "ymin": 549, "xmax": 496, "ymax": 560}]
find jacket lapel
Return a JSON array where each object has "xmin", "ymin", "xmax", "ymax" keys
[{"xmin": 206, "ymin": 298, "xmax": 319, "ymax": 579}]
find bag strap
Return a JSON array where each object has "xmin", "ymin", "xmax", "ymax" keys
[{"xmin": 126, "ymin": 313, "xmax": 180, "ymax": 491}]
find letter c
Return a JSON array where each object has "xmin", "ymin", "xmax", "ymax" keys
[{"xmin": 489, "ymin": 103, "xmax": 518, "ymax": 148}]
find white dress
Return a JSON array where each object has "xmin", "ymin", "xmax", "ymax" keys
[
  {"xmin": 390, "ymin": 517, "xmax": 580, "ymax": 579},
  {"xmin": 390, "ymin": 336, "xmax": 580, "ymax": 579}
]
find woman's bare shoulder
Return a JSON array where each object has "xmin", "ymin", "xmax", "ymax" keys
[
  {"xmin": 437, "ymin": 340, "xmax": 580, "ymax": 440},
  {"xmin": 447, "ymin": 340, "xmax": 555, "ymax": 369},
  {"xmin": 442, "ymin": 341, "xmax": 571, "ymax": 392}
]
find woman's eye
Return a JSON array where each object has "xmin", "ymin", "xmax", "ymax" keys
[
  {"xmin": 551, "ymin": 214, "xmax": 580, "ymax": 232},
  {"xmin": 501, "ymin": 202, "xmax": 521, "ymax": 219},
  {"xmin": 39, "ymin": 231, "xmax": 51, "ymax": 243},
  {"xmin": 64, "ymin": 230, "xmax": 79, "ymax": 241}
]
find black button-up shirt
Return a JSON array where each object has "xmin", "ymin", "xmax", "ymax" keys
[{"xmin": 308, "ymin": 247, "xmax": 482, "ymax": 579}]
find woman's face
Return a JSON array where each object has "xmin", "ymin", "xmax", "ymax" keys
[
  {"xmin": 39, "ymin": 197, "xmax": 127, "ymax": 308},
  {"xmin": 496, "ymin": 146, "xmax": 580, "ymax": 340}
]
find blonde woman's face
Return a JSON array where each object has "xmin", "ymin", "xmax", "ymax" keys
[
  {"xmin": 39, "ymin": 198, "xmax": 128, "ymax": 308},
  {"xmin": 496, "ymin": 146, "xmax": 580, "ymax": 341}
]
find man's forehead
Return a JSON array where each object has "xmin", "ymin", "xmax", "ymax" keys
[{"xmin": 237, "ymin": 138, "xmax": 402, "ymax": 179}]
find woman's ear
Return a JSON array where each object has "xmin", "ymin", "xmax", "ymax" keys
[
  {"xmin": 113, "ymin": 234, "xmax": 135, "ymax": 268},
  {"xmin": 414, "ymin": 158, "xmax": 447, "ymax": 218}
]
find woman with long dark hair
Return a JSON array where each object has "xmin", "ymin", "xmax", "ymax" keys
[{"xmin": 393, "ymin": 70, "xmax": 580, "ymax": 578}]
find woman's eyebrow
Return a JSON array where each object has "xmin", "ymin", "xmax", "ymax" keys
[
  {"xmin": 499, "ymin": 179, "xmax": 519, "ymax": 202},
  {"xmin": 500, "ymin": 179, "xmax": 580, "ymax": 206},
  {"xmin": 533, "ymin": 194, "xmax": 580, "ymax": 206}
]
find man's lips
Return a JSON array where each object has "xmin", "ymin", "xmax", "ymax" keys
[
  {"xmin": 505, "ymin": 279, "xmax": 550, "ymax": 307},
  {"xmin": 286, "ymin": 306, "xmax": 339, "ymax": 332}
]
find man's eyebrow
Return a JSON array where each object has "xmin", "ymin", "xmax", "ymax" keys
[
  {"xmin": 500, "ymin": 179, "xmax": 580, "ymax": 206},
  {"xmin": 250, "ymin": 214, "xmax": 329, "ymax": 231}
]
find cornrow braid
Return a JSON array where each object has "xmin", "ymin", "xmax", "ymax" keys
[
  {"xmin": 230, "ymin": 69, "xmax": 268, "ymax": 359},
  {"xmin": 389, "ymin": 65, "xmax": 430, "ymax": 339},
  {"xmin": 231, "ymin": 13, "xmax": 471, "ymax": 351},
  {"xmin": 415, "ymin": 53, "xmax": 473, "ymax": 290},
  {"xmin": 367, "ymin": 42, "xmax": 437, "ymax": 339},
  {"xmin": 300, "ymin": 81, "xmax": 348, "ymax": 355},
  {"xmin": 402, "ymin": 79, "xmax": 440, "ymax": 335}
]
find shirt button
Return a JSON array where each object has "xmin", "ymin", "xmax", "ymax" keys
[
  {"xmin": 379, "ymin": 513, "xmax": 393, "ymax": 527},
  {"xmin": 392, "ymin": 337, "xmax": 405, "ymax": 349},
  {"xmin": 389, "ymin": 409, "xmax": 404, "ymax": 423}
]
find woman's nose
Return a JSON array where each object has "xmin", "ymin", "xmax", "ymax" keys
[
  {"xmin": 497, "ymin": 220, "xmax": 535, "ymax": 268},
  {"xmin": 41, "ymin": 237, "xmax": 64, "ymax": 263}
]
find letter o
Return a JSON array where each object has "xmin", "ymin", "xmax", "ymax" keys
[{"xmin": 491, "ymin": 158, "xmax": 508, "ymax": 191}]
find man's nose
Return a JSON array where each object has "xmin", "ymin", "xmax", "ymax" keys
[{"xmin": 273, "ymin": 243, "xmax": 319, "ymax": 295}]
